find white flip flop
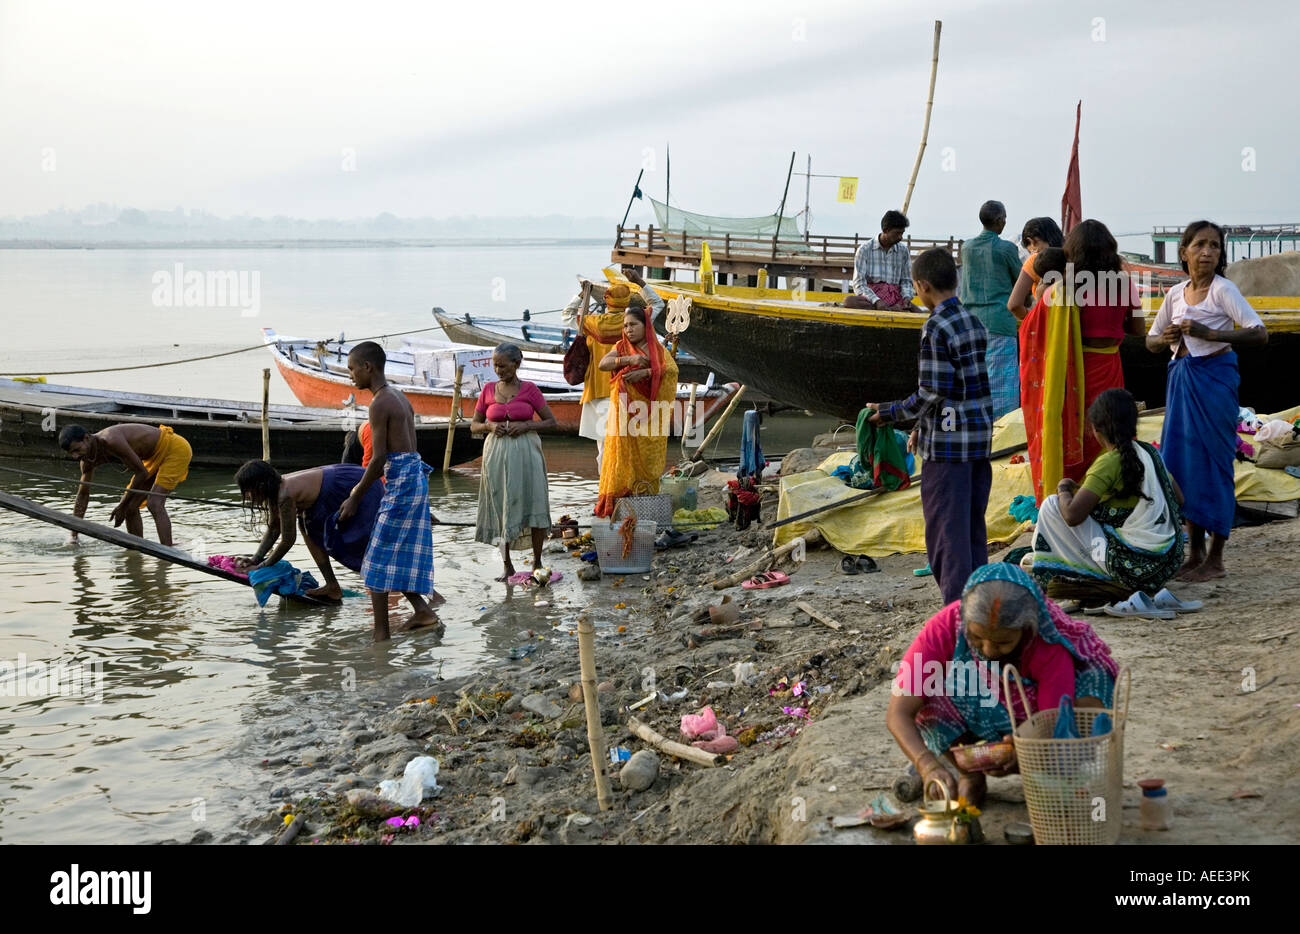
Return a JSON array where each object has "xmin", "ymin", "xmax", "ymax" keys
[
  {"xmin": 1152, "ymin": 588, "xmax": 1203, "ymax": 613},
  {"xmin": 1103, "ymin": 592, "xmax": 1176, "ymax": 620}
]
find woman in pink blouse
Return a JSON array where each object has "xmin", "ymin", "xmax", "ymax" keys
[{"xmin": 470, "ymin": 344, "xmax": 558, "ymax": 581}]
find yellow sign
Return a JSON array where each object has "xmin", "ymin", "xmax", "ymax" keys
[{"xmin": 837, "ymin": 177, "xmax": 858, "ymax": 203}]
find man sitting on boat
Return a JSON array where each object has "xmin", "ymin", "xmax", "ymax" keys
[
  {"xmin": 847, "ymin": 210, "xmax": 917, "ymax": 311},
  {"xmin": 60, "ymin": 423, "xmax": 193, "ymax": 547}
]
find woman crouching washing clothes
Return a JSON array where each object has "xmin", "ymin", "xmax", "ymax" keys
[{"xmin": 886, "ymin": 564, "xmax": 1118, "ymax": 804}]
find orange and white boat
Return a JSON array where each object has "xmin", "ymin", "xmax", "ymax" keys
[{"xmin": 262, "ymin": 329, "xmax": 739, "ymax": 435}]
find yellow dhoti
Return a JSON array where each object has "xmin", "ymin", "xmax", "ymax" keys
[{"xmin": 134, "ymin": 425, "xmax": 192, "ymax": 507}]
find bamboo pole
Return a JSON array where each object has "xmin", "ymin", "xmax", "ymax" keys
[
  {"xmin": 261, "ymin": 368, "xmax": 271, "ymax": 461},
  {"xmin": 577, "ymin": 617, "xmax": 613, "ymax": 810},
  {"xmin": 679, "ymin": 382, "xmax": 699, "ymax": 460},
  {"xmin": 771, "ymin": 151, "xmax": 796, "ymax": 260},
  {"xmin": 902, "ymin": 20, "xmax": 942, "ymax": 216},
  {"xmin": 442, "ymin": 364, "xmax": 464, "ymax": 471},
  {"xmin": 687, "ymin": 384, "xmax": 746, "ymax": 458},
  {"xmin": 712, "ymin": 529, "xmax": 822, "ymax": 590},
  {"xmin": 627, "ymin": 716, "xmax": 725, "ymax": 767}
]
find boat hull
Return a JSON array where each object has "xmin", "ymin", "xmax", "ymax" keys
[
  {"xmin": 649, "ymin": 283, "xmax": 1300, "ymax": 420},
  {"xmin": 0, "ymin": 381, "xmax": 482, "ymax": 470}
]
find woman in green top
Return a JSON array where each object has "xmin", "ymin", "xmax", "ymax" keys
[{"xmin": 1030, "ymin": 388, "xmax": 1185, "ymax": 593}]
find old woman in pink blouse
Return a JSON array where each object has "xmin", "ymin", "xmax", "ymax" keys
[{"xmin": 471, "ymin": 344, "xmax": 558, "ymax": 581}]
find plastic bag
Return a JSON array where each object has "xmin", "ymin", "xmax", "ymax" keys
[
  {"xmin": 680, "ymin": 706, "xmax": 718, "ymax": 739},
  {"xmin": 378, "ymin": 755, "xmax": 441, "ymax": 808}
]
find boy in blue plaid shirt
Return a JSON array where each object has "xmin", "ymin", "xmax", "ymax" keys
[{"xmin": 868, "ymin": 248, "xmax": 994, "ymax": 605}]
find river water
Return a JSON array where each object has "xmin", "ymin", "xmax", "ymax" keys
[{"xmin": 0, "ymin": 244, "xmax": 836, "ymax": 844}]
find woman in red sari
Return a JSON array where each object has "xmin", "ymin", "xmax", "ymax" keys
[{"xmin": 593, "ymin": 305, "xmax": 679, "ymax": 517}]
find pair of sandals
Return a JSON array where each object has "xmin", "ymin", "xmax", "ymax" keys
[
  {"xmin": 840, "ymin": 554, "xmax": 879, "ymax": 575},
  {"xmin": 654, "ymin": 529, "xmax": 698, "ymax": 551},
  {"xmin": 1089, "ymin": 588, "xmax": 1202, "ymax": 620}
]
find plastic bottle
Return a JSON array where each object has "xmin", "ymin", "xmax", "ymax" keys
[{"xmin": 1139, "ymin": 780, "xmax": 1172, "ymax": 830}]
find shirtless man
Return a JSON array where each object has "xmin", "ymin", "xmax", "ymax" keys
[
  {"xmin": 232, "ymin": 460, "xmax": 385, "ymax": 604},
  {"xmin": 337, "ymin": 341, "xmax": 440, "ymax": 640},
  {"xmin": 60, "ymin": 423, "xmax": 193, "ymax": 546}
]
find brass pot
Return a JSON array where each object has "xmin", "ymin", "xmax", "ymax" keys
[{"xmin": 913, "ymin": 777, "xmax": 983, "ymax": 845}]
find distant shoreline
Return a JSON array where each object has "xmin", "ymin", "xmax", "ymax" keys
[{"xmin": 0, "ymin": 237, "xmax": 613, "ymax": 250}]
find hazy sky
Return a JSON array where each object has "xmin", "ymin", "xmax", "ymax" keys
[{"xmin": 3, "ymin": 0, "xmax": 1298, "ymax": 240}]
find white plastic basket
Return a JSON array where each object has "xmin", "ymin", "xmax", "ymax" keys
[{"xmin": 590, "ymin": 519, "xmax": 657, "ymax": 574}]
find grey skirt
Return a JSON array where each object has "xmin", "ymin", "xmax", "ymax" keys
[{"xmin": 475, "ymin": 432, "xmax": 553, "ymax": 548}]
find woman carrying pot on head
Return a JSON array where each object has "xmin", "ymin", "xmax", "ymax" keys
[
  {"xmin": 886, "ymin": 563, "xmax": 1118, "ymax": 805},
  {"xmin": 470, "ymin": 343, "xmax": 558, "ymax": 582}
]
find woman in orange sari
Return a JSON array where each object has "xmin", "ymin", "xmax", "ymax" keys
[{"xmin": 593, "ymin": 304, "xmax": 679, "ymax": 517}]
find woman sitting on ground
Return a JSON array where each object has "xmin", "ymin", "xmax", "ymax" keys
[
  {"xmin": 593, "ymin": 302, "xmax": 679, "ymax": 517},
  {"xmin": 886, "ymin": 563, "xmax": 1118, "ymax": 805},
  {"xmin": 1030, "ymin": 388, "xmax": 1184, "ymax": 596},
  {"xmin": 470, "ymin": 343, "xmax": 558, "ymax": 582},
  {"xmin": 234, "ymin": 460, "xmax": 385, "ymax": 603}
]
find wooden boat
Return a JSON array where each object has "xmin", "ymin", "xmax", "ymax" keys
[
  {"xmin": 433, "ymin": 307, "xmax": 575, "ymax": 354},
  {"xmin": 434, "ymin": 302, "xmax": 722, "ymax": 386},
  {"xmin": 263, "ymin": 330, "xmax": 740, "ymax": 435},
  {"xmin": 0, "ymin": 378, "xmax": 481, "ymax": 469},
  {"xmin": 644, "ymin": 281, "xmax": 1300, "ymax": 419}
]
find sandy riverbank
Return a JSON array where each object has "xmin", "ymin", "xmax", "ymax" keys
[{"xmin": 233, "ymin": 465, "xmax": 1300, "ymax": 846}]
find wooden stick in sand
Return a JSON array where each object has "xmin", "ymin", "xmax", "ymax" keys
[
  {"xmin": 712, "ymin": 529, "xmax": 822, "ymax": 590},
  {"xmin": 577, "ymin": 616, "xmax": 613, "ymax": 810},
  {"xmin": 443, "ymin": 364, "xmax": 464, "ymax": 471},
  {"xmin": 627, "ymin": 716, "xmax": 725, "ymax": 767},
  {"xmin": 795, "ymin": 601, "xmax": 843, "ymax": 631},
  {"xmin": 261, "ymin": 368, "xmax": 271, "ymax": 461}
]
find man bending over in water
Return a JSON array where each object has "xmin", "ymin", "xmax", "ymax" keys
[
  {"xmin": 60, "ymin": 423, "xmax": 193, "ymax": 546},
  {"xmin": 337, "ymin": 341, "xmax": 440, "ymax": 640}
]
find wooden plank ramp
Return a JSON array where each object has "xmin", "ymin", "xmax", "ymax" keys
[{"xmin": 0, "ymin": 490, "xmax": 331, "ymax": 607}]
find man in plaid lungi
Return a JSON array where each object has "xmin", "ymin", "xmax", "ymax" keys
[{"xmin": 338, "ymin": 341, "xmax": 440, "ymax": 641}]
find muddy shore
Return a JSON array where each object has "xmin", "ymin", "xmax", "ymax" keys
[{"xmin": 224, "ymin": 461, "xmax": 1299, "ymax": 846}]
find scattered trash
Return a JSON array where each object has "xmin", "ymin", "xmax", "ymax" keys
[
  {"xmin": 791, "ymin": 681, "xmax": 806, "ymax": 697},
  {"xmin": 658, "ymin": 687, "xmax": 689, "ymax": 703},
  {"xmin": 732, "ymin": 662, "xmax": 758, "ymax": 686},
  {"xmin": 509, "ymin": 644, "xmax": 538, "ymax": 660},
  {"xmin": 628, "ymin": 692, "xmax": 657, "ymax": 710},
  {"xmin": 692, "ymin": 734, "xmax": 738, "ymax": 755},
  {"xmin": 377, "ymin": 756, "xmax": 441, "ymax": 808},
  {"xmin": 782, "ymin": 706, "xmax": 808, "ymax": 719},
  {"xmin": 384, "ymin": 815, "xmax": 421, "ymax": 829},
  {"xmin": 608, "ymin": 746, "xmax": 632, "ymax": 764},
  {"xmin": 1230, "ymin": 789, "xmax": 1261, "ymax": 800}
]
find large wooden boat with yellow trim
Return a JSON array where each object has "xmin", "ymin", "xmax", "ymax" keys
[{"xmin": 636, "ymin": 279, "xmax": 1300, "ymax": 419}]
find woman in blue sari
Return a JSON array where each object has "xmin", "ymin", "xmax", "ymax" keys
[{"xmin": 1146, "ymin": 221, "xmax": 1267, "ymax": 582}]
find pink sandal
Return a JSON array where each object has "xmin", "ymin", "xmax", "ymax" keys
[{"xmin": 742, "ymin": 570, "xmax": 790, "ymax": 590}]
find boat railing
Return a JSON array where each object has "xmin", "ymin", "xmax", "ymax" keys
[{"xmin": 614, "ymin": 224, "xmax": 961, "ymax": 264}]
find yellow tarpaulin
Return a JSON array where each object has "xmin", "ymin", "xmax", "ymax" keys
[{"xmin": 773, "ymin": 406, "xmax": 1300, "ymax": 557}]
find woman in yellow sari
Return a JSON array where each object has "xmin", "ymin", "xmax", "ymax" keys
[{"xmin": 593, "ymin": 303, "xmax": 678, "ymax": 517}]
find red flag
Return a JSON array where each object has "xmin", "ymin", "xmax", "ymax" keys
[{"xmin": 1061, "ymin": 101, "xmax": 1082, "ymax": 234}]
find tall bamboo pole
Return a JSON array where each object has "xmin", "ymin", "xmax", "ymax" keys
[
  {"xmin": 577, "ymin": 617, "xmax": 613, "ymax": 810},
  {"xmin": 261, "ymin": 368, "xmax": 271, "ymax": 461},
  {"xmin": 902, "ymin": 21, "xmax": 942, "ymax": 216},
  {"xmin": 442, "ymin": 364, "xmax": 464, "ymax": 470}
]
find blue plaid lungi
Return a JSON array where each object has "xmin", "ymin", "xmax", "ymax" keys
[{"xmin": 361, "ymin": 452, "xmax": 436, "ymax": 594}]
